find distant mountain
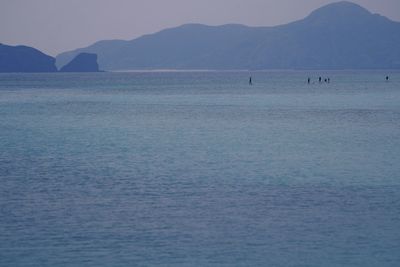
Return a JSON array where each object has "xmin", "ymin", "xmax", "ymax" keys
[
  {"xmin": 56, "ymin": 1, "xmax": 400, "ymax": 70},
  {"xmin": 0, "ymin": 43, "xmax": 57, "ymax": 72},
  {"xmin": 60, "ymin": 53, "xmax": 100, "ymax": 72}
]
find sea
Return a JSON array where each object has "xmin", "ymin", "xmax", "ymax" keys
[{"xmin": 0, "ymin": 71, "xmax": 399, "ymax": 266}]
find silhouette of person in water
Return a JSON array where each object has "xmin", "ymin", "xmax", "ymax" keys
[
  {"xmin": 249, "ymin": 76, "xmax": 253, "ymax": 85},
  {"xmin": 319, "ymin": 77, "xmax": 322, "ymax": 83},
  {"xmin": 308, "ymin": 77, "xmax": 310, "ymax": 84},
  {"xmin": 328, "ymin": 78, "xmax": 330, "ymax": 83},
  {"xmin": 386, "ymin": 76, "xmax": 389, "ymax": 81},
  {"xmin": 324, "ymin": 78, "xmax": 327, "ymax": 83}
]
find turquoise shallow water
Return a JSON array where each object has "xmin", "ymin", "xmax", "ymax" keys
[{"xmin": 1, "ymin": 71, "xmax": 400, "ymax": 266}]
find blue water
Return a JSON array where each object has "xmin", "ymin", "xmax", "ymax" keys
[{"xmin": 1, "ymin": 71, "xmax": 400, "ymax": 266}]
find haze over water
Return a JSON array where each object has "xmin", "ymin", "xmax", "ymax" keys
[{"xmin": 1, "ymin": 71, "xmax": 400, "ymax": 266}]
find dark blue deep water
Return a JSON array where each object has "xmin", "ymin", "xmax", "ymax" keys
[{"xmin": 1, "ymin": 71, "xmax": 400, "ymax": 266}]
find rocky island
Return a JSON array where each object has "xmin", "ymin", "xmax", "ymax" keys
[{"xmin": 59, "ymin": 53, "xmax": 100, "ymax": 72}]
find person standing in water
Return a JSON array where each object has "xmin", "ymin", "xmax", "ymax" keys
[
  {"xmin": 308, "ymin": 77, "xmax": 311, "ymax": 84},
  {"xmin": 249, "ymin": 76, "xmax": 253, "ymax": 85},
  {"xmin": 319, "ymin": 77, "xmax": 322, "ymax": 83},
  {"xmin": 386, "ymin": 76, "xmax": 389, "ymax": 82}
]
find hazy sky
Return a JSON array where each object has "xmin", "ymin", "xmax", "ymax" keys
[{"xmin": 1, "ymin": 0, "xmax": 400, "ymax": 56}]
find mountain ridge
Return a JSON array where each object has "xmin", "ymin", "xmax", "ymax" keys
[{"xmin": 56, "ymin": 1, "xmax": 400, "ymax": 70}]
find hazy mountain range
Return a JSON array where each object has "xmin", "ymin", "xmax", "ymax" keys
[
  {"xmin": 1, "ymin": 1, "xmax": 399, "ymax": 72},
  {"xmin": 56, "ymin": 1, "xmax": 400, "ymax": 71}
]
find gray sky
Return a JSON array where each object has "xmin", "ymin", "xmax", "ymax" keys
[{"xmin": 1, "ymin": 0, "xmax": 400, "ymax": 56}]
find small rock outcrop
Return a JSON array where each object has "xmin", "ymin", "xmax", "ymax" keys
[
  {"xmin": 0, "ymin": 43, "xmax": 57, "ymax": 72},
  {"xmin": 59, "ymin": 53, "xmax": 100, "ymax": 72}
]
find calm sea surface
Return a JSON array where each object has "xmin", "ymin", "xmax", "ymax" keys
[{"xmin": 1, "ymin": 71, "xmax": 400, "ymax": 266}]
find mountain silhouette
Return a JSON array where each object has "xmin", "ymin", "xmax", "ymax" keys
[
  {"xmin": 56, "ymin": 1, "xmax": 400, "ymax": 70},
  {"xmin": 60, "ymin": 53, "xmax": 100, "ymax": 72},
  {"xmin": 0, "ymin": 43, "xmax": 57, "ymax": 72}
]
